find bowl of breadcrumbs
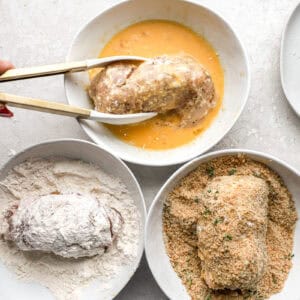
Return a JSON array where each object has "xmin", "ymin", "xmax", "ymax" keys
[{"xmin": 145, "ymin": 149, "xmax": 299, "ymax": 300}]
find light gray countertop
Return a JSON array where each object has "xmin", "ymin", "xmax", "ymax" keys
[{"xmin": 0, "ymin": 0, "xmax": 299, "ymax": 299}]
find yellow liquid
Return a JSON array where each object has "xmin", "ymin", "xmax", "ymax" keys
[{"xmin": 99, "ymin": 20, "xmax": 224, "ymax": 150}]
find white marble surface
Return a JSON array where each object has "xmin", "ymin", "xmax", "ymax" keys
[{"xmin": 0, "ymin": 0, "xmax": 299, "ymax": 299}]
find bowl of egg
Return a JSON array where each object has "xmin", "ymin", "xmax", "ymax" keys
[{"xmin": 65, "ymin": 0, "xmax": 250, "ymax": 166}]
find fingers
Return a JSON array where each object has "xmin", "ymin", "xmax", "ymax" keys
[
  {"xmin": 0, "ymin": 60, "xmax": 15, "ymax": 117},
  {"xmin": 0, "ymin": 60, "xmax": 14, "ymax": 74}
]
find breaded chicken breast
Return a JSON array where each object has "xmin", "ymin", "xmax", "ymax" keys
[{"xmin": 197, "ymin": 175, "xmax": 269, "ymax": 291}]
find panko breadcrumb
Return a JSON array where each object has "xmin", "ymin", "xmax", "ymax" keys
[{"xmin": 163, "ymin": 155, "xmax": 297, "ymax": 300}]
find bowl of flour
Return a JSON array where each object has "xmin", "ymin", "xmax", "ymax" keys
[{"xmin": 0, "ymin": 139, "xmax": 146, "ymax": 300}]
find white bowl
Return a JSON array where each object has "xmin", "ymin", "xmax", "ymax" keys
[
  {"xmin": 0, "ymin": 139, "xmax": 146, "ymax": 300},
  {"xmin": 145, "ymin": 149, "xmax": 300, "ymax": 300},
  {"xmin": 64, "ymin": 0, "xmax": 250, "ymax": 166},
  {"xmin": 280, "ymin": 2, "xmax": 300, "ymax": 116}
]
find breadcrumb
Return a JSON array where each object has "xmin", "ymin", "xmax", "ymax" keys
[{"xmin": 163, "ymin": 155, "xmax": 297, "ymax": 300}]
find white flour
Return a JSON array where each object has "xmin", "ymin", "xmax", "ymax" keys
[{"xmin": 0, "ymin": 158, "xmax": 141, "ymax": 300}]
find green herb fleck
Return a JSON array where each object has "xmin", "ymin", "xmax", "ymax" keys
[
  {"xmin": 213, "ymin": 216, "xmax": 224, "ymax": 226},
  {"xmin": 207, "ymin": 189, "xmax": 212, "ymax": 193},
  {"xmin": 206, "ymin": 166, "xmax": 215, "ymax": 177},
  {"xmin": 203, "ymin": 207, "xmax": 211, "ymax": 215},
  {"xmin": 285, "ymin": 253, "xmax": 295, "ymax": 260},
  {"xmin": 228, "ymin": 168, "xmax": 237, "ymax": 175},
  {"xmin": 194, "ymin": 196, "xmax": 200, "ymax": 203},
  {"xmin": 252, "ymin": 171, "xmax": 262, "ymax": 178},
  {"xmin": 205, "ymin": 294, "xmax": 212, "ymax": 300},
  {"xmin": 215, "ymin": 190, "xmax": 219, "ymax": 194},
  {"xmin": 186, "ymin": 277, "xmax": 193, "ymax": 287},
  {"xmin": 224, "ymin": 234, "xmax": 232, "ymax": 241},
  {"xmin": 272, "ymin": 274, "xmax": 277, "ymax": 284}
]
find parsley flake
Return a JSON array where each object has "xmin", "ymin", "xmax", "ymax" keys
[
  {"xmin": 204, "ymin": 207, "xmax": 211, "ymax": 215},
  {"xmin": 206, "ymin": 166, "xmax": 215, "ymax": 177},
  {"xmin": 228, "ymin": 168, "xmax": 237, "ymax": 175},
  {"xmin": 213, "ymin": 216, "xmax": 224, "ymax": 225},
  {"xmin": 205, "ymin": 294, "xmax": 212, "ymax": 300},
  {"xmin": 224, "ymin": 234, "xmax": 232, "ymax": 241}
]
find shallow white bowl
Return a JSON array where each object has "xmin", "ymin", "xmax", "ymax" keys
[
  {"xmin": 0, "ymin": 139, "xmax": 146, "ymax": 300},
  {"xmin": 65, "ymin": 0, "xmax": 250, "ymax": 166},
  {"xmin": 280, "ymin": 2, "xmax": 300, "ymax": 116},
  {"xmin": 145, "ymin": 149, "xmax": 300, "ymax": 299}
]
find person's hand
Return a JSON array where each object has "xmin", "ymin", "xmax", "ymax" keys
[
  {"xmin": 0, "ymin": 60, "xmax": 14, "ymax": 74},
  {"xmin": 0, "ymin": 60, "xmax": 14, "ymax": 117}
]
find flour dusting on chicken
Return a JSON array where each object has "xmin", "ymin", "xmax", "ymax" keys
[
  {"xmin": 3, "ymin": 194, "xmax": 123, "ymax": 258},
  {"xmin": 0, "ymin": 158, "xmax": 140, "ymax": 300}
]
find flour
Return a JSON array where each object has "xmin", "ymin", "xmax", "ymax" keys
[{"xmin": 0, "ymin": 158, "xmax": 141, "ymax": 300}]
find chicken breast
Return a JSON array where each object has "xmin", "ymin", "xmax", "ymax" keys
[
  {"xmin": 197, "ymin": 176, "xmax": 269, "ymax": 291},
  {"xmin": 88, "ymin": 54, "xmax": 216, "ymax": 126},
  {"xmin": 3, "ymin": 194, "xmax": 123, "ymax": 258}
]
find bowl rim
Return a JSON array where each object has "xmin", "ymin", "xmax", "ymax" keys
[
  {"xmin": 280, "ymin": 1, "xmax": 300, "ymax": 117},
  {"xmin": 145, "ymin": 148, "xmax": 300, "ymax": 299},
  {"xmin": 64, "ymin": 0, "xmax": 251, "ymax": 167},
  {"xmin": 0, "ymin": 138, "xmax": 147, "ymax": 300}
]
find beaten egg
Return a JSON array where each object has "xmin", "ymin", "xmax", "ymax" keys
[{"xmin": 95, "ymin": 20, "xmax": 224, "ymax": 150}]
